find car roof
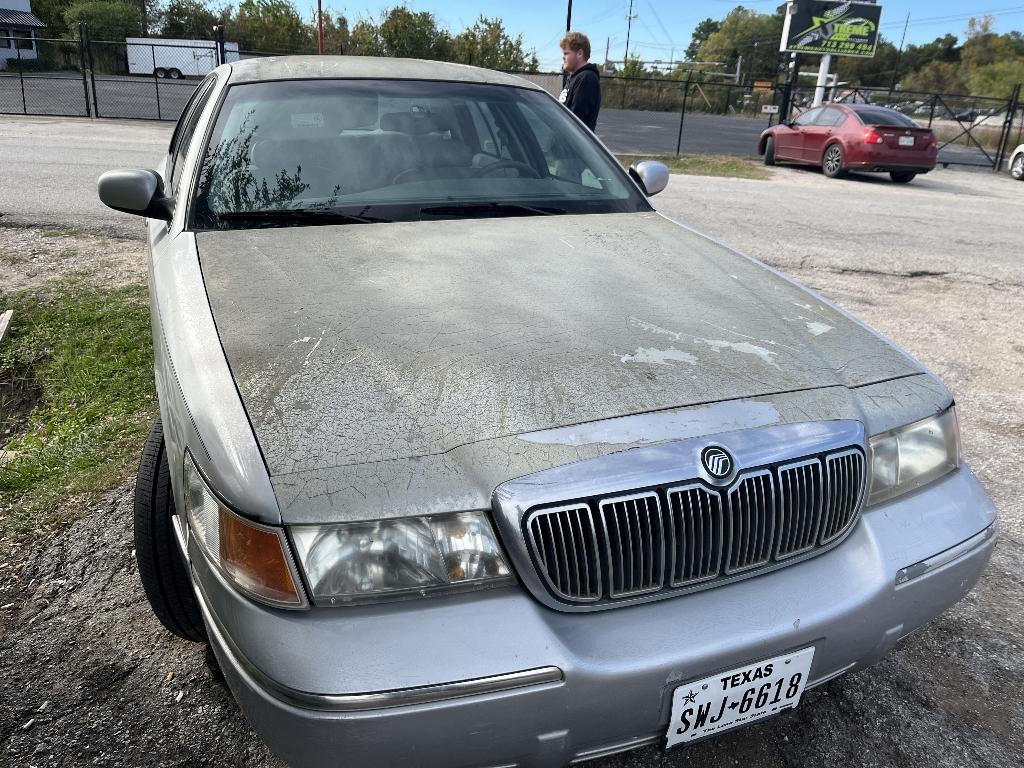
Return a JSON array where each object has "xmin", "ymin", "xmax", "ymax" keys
[{"xmin": 224, "ymin": 55, "xmax": 544, "ymax": 90}]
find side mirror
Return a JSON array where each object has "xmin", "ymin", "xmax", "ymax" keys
[
  {"xmin": 629, "ymin": 160, "xmax": 670, "ymax": 197},
  {"xmin": 97, "ymin": 169, "xmax": 174, "ymax": 221}
]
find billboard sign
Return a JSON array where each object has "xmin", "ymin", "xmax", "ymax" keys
[{"xmin": 780, "ymin": 2, "xmax": 882, "ymax": 58}]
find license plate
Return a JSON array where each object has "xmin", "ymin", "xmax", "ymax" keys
[
  {"xmin": 899, "ymin": 135, "xmax": 915, "ymax": 146},
  {"xmin": 665, "ymin": 647, "xmax": 815, "ymax": 748}
]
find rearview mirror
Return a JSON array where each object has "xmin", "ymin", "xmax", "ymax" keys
[
  {"xmin": 97, "ymin": 169, "xmax": 174, "ymax": 221},
  {"xmin": 628, "ymin": 160, "xmax": 670, "ymax": 197}
]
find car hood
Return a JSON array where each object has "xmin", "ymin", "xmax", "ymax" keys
[{"xmin": 196, "ymin": 212, "xmax": 924, "ymax": 521}]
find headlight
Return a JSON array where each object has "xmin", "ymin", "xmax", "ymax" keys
[
  {"xmin": 868, "ymin": 407, "xmax": 960, "ymax": 506},
  {"xmin": 183, "ymin": 452, "xmax": 307, "ymax": 608},
  {"xmin": 290, "ymin": 511, "xmax": 514, "ymax": 605}
]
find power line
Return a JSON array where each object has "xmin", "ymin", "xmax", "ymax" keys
[{"xmin": 645, "ymin": 0, "xmax": 676, "ymax": 47}]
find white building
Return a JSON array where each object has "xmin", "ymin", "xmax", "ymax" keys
[{"xmin": 0, "ymin": 0, "xmax": 45, "ymax": 69}]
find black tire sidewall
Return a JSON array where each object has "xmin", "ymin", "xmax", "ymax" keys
[
  {"xmin": 134, "ymin": 418, "xmax": 206, "ymax": 642},
  {"xmin": 764, "ymin": 137, "xmax": 776, "ymax": 166}
]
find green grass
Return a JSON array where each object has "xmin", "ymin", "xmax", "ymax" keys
[
  {"xmin": 617, "ymin": 153, "xmax": 771, "ymax": 180},
  {"xmin": 0, "ymin": 280, "xmax": 157, "ymax": 537}
]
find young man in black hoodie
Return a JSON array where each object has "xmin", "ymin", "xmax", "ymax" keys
[{"xmin": 558, "ymin": 31, "xmax": 601, "ymax": 131}]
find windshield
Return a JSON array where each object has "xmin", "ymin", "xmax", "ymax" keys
[{"xmin": 191, "ymin": 79, "xmax": 650, "ymax": 229}]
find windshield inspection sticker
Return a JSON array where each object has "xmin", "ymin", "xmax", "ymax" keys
[{"xmin": 291, "ymin": 112, "xmax": 325, "ymax": 129}]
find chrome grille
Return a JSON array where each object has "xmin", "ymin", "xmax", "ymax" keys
[
  {"xmin": 526, "ymin": 504, "xmax": 602, "ymax": 601},
  {"xmin": 524, "ymin": 445, "xmax": 866, "ymax": 606},
  {"xmin": 820, "ymin": 449, "xmax": 865, "ymax": 544},
  {"xmin": 776, "ymin": 458, "xmax": 824, "ymax": 559},
  {"xmin": 666, "ymin": 484, "xmax": 723, "ymax": 586},
  {"xmin": 599, "ymin": 492, "xmax": 664, "ymax": 597},
  {"xmin": 725, "ymin": 470, "xmax": 776, "ymax": 573}
]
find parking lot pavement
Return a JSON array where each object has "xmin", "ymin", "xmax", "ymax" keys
[
  {"xmin": 0, "ymin": 120, "xmax": 1021, "ymax": 768},
  {"xmin": 0, "ymin": 115, "xmax": 170, "ymax": 238},
  {"xmin": 654, "ymin": 164, "xmax": 1023, "ymax": 283}
]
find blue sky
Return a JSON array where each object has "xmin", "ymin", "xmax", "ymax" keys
[{"xmin": 314, "ymin": 1, "xmax": 1024, "ymax": 71}]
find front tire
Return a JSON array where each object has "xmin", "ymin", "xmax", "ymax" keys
[
  {"xmin": 134, "ymin": 417, "xmax": 206, "ymax": 642},
  {"xmin": 822, "ymin": 144, "xmax": 846, "ymax": 178},
  {"xmin": 154, "ymin": 67, "xmax": 167, "ymax": 78},
  {"xmin": 890, "ymin": 171, "xmax": 916, "ymax": 184},
  {"xmin": 1011, "ymin": 154, "xmax": 1024, "ymax": 180},
  {"xmin": 764, "ymin": 136, "xmax": 776, "ymax": 166}
]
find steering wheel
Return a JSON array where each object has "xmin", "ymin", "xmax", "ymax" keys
[
  {"xmin": 471, "ymin": 159, "xmax": 542, "ymax": 178},
  {"xmin": 392, "ymin": 167, "xmax": 425, "ymax": 185}
]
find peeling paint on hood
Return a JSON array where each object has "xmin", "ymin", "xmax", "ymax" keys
[{"xmin": 196, "ymin": 212, "xmax": 923, "ymax": 496}]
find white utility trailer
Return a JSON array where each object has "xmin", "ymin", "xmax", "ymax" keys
[{"xmin": 126, "ymin": 38, "xmax": 240, "ymax": 79}]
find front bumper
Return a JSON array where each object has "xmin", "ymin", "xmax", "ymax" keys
[{"xmin": 187, "ymin": 465, "xmax": 996, "ymax": 768}]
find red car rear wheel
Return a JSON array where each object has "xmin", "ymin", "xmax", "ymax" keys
[{"xmin": 822, "ymin": 144, "xmax": 846, "ymax": 178}]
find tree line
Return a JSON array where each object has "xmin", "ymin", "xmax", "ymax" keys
[
  {"xmin": 678, "ymin": 8, "xmax": 1024, "ymax": 99},
  {"xmin": 31, "ymin": 0, "xmax": 540, "ymax": 71}
]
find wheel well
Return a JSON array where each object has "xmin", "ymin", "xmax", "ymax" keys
[
  {"xmin": 823, "ymin": 139, "xmax": 844, "ymax": 159},
  {"xmin": 758, "ymin": 135, "xmax": 768, "ymax": 155}
]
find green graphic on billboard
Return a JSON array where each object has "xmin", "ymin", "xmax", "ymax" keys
[{"xmin": 780, "ymin": 1, "xmax": 883, "ymax": 58}]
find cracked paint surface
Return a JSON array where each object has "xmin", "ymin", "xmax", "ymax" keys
[
  {"xmin": 196, "ymin": 213, "xmax": 934, "ymax": 523},
  {"xmin": 619, "ymin": 347, "xmax": 698, "ymax": 366}
]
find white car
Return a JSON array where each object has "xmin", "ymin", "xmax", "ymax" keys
[{"xmin": 1009, "ymin": 143, "xmax": 1024, "ymax": 180}]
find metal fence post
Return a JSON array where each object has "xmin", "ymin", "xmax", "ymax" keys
[
  {"xmin": 213, "ymin": 25, "xmax": 226, "ymax": 66},
  {"xmin": 77, "ymin": 23, "xmax": 91, "ymax": 117},
  {"xmin": 151, "ymin": 44, "xmax": 162, "ymax": 120},
  {"xmin": 994, "ymin": 83, "xmax": 1021, "ymax": 172},
  {"xmin": 84, "ymin": 25, "xmax": 99, "ymax": 118},
  {"xmin": 675, "ymin": 71, "xmax": 692, "ymax": 156},
  {"xmin": 928, "ymin": 94, "xmax": 937, "ymax": 127},
  {"xmin": 16, "ymin": 43, "xmax": 26, "ymax": 114}
]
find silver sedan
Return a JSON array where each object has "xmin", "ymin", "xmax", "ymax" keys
[{"xmin": 98, "ymin": 56, "xmax": 996, "ymax": 768}]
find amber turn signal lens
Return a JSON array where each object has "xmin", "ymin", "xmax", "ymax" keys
[{"xmin": 218, "ymin": 507, "xmax": 303, "ymax": 606}]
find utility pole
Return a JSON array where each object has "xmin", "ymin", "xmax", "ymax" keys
[
  {"xmin": 624, "ymin": 0, "xmax": 636, "ymax": 62},
  {"xmin": 566, "ymin": 0, "xmax": 572, "ymax": 33},
  {"xmin": 890, "ymin": 12, "xmax": 910, "ymax": 92},
  {"xmin": 317, "ymin": 0, "xmax": 324, "ymax": 54},
  {"xmin": 812, "ymin": 53, "xmax": 831, "ymax": 106},
  {"xmin": 605, "ymin": 37, "xmax": 611, "ymax": 72}
]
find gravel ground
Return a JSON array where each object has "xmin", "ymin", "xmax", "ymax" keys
[{"xmin": 1, "ymin": 166, "xmax": 1021, "ymax": 768}]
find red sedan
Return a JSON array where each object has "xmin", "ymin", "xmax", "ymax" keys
[{"xmin": 758, "ymin": 103, "xmax": 938, "ymax": 183}]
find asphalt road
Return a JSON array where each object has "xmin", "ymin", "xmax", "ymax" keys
[
  {"xmin": 597, "ymin": 107, "xmax": 996, "ymax": 166},
  {"xmin": 1, "ymin": 115, "xmax": 1022, "ymax": 768},
  {"xmin": 0, "ymin": 113, "xmax": 1006, "ymax": 242},
  {"xmin": 3, "ymin": 71, "xmax": 1000, "ymax": 166},
  {"xmin": 0, "ymin": 115, "xmax": 169, "ymax": 237},
  {"xmin": 0, "ymin": 72, "xmax": 194, "ymax": 121}
]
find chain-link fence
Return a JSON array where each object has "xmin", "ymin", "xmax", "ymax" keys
[
  {"xmin": 3, "ymin": 32, "xmax": 1022, "ymax": 170},
  {"xmin": 0, "ymin": 36, "xmax": 90, "ymax": 117},
  {"xmin": 788, "ymin": 83, "xmax": 1024, "ymax": 169}
]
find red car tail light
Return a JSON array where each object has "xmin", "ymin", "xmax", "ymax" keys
[{"xmin": 863, "ymin": 130, "xmax": 884, "ymax": 145}]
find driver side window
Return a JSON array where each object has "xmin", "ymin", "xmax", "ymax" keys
[{"xmin": 793, "ymin": 107, "xmax": 823, "ymax": 126}]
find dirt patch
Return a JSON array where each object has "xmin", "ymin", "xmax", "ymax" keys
[
  {"xmin": 0, "ymin": 225, "xmax": 146, "ymax": 293},
  {"xmin": 0, "ymin": 484, "xmax": 282, "ymax": 768}
]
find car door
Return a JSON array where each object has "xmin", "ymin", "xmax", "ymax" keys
[
  {"xmin": 777, "ymin": 107, "xmax": 822, "ymax": 162},
  {"xmin": 801, "ymin": 107, "xmax": 844, "ymax": 162}
]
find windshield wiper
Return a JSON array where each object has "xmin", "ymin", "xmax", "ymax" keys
[
  {"xmin": 418, "ymin": 202, "xmax": 568, "ymax": 219},
  {"xmin": 216, "ymin": 209, "xmax": 389, "ymax": 227}
]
